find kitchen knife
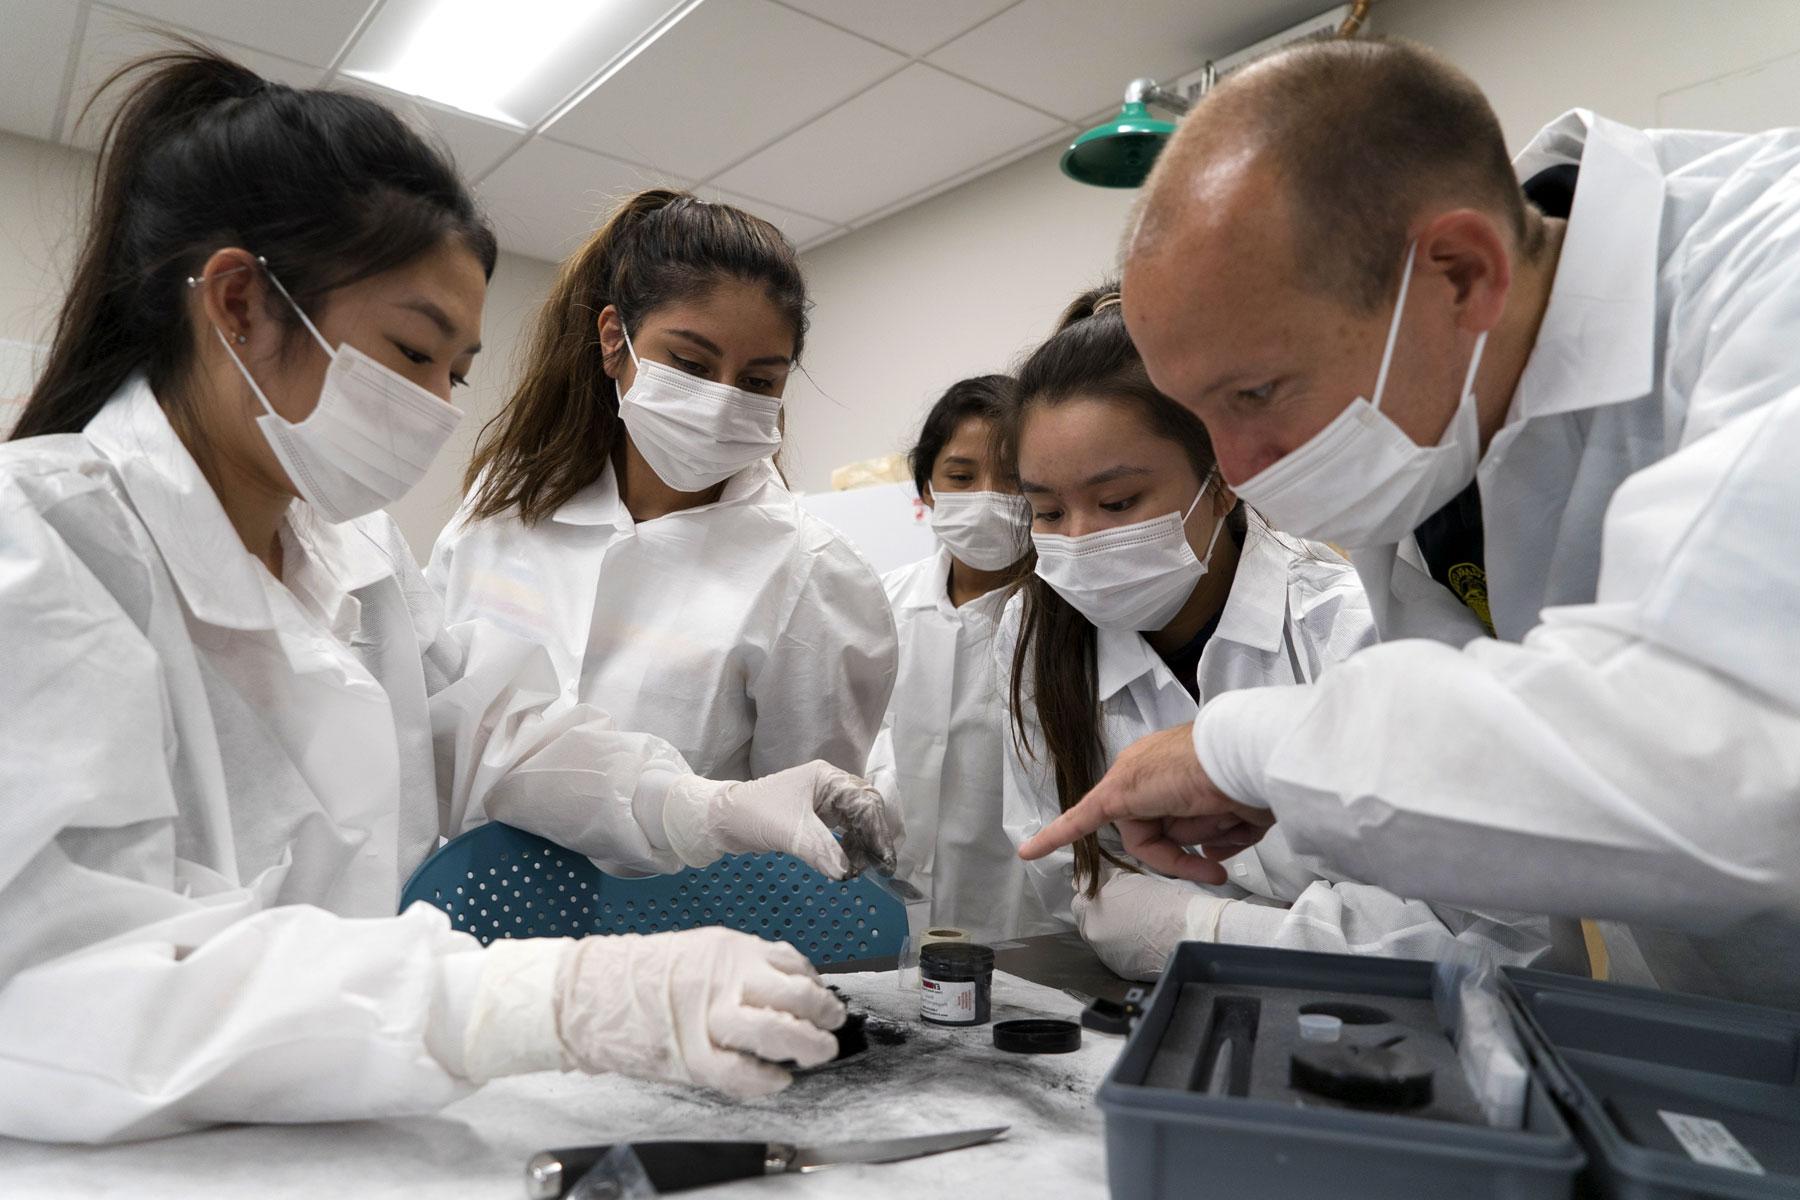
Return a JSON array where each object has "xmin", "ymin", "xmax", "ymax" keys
[{"xmin": 525, "ymin": 1125, "xmax": 1008, "ymax": 1198}]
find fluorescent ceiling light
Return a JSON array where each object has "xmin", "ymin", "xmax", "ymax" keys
[{"xmin": 344, "ymin": 0, "xmax": 694, "ymax": 129}]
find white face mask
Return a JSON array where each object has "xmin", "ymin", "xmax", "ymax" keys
[
  {"xmin": 214, "ymin": 260, "xmax": 464, "ymax": 524},
  {"xmin": 928, "ymin": 489, "xmax": 1029, "ymax": 570},
  {"xmin": 615, "ymin": 320, "xmax": 784, "ymax": 493},
  {"xmin": 1031, "ymin": 479, "xmax": 1227, "ymax": 632},
  {"xmin": 1231, "ymin": 241, "xmax": 1489, "ymax": 548}
]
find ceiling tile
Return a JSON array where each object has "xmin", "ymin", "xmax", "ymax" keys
[
  {"xmin": 65, "ymin": 5, "xmax": 325, "ymax": 149},
  {"xmin": 710, "ymin": 63, "xmax": 1062, "ymax": 224},
  {"xmin": 846, "ymin": 121, "xmax": 1072, "ymax": 229},
  {"xmin": 339, "ymin": 0, "xmax": 689, "ymax": 130},
  {"xmin": 339, "ymin": 82, "xmax": 524, "ymax": 178},
  {"xmin": 0, "ymin": 0, "xmax": 82, "ymax": 142},
  {"xmin": 479, "ymin": 137, "xmax": 693, "ymax": 263},
  {"xmin": 102, "ymin": 0, "xmax": 374, "ymax": 68},
  {"xmin": 795, "ymin": 227, "xmax": 848, "ymax": 254},
  {"xmin": 546, "ymin": 0, "xmax": 904, "ymax": 182},
  {"xmin": 779, "ymin": 0, "xmax": 1018, "ymax": 57},
  {"xmin": 695, "ymin": 186, "xmax": 840, "ymax": 248},
  {"xmin": 927, "ymin": 0, "xmax": 1334, "ymax": 121}
]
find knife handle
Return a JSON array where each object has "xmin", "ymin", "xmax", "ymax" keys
[{"xmin": 527, "ymin": 1141, "xmax": 780, "ymax": 1198}]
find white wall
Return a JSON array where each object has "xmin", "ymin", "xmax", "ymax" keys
[
  {"xmin": 0, "ymin": 129, "xmax": 86, "ymax": 419},
  {"xmin": 784, "ymin": 0, "xmax": 1800, "ymax": 492},
  {"xmin": 0, "ymin": 127, "xmax": 558, "ymax": 559},
  {"xmin": 1376, "ymin": 0, "xmax": 1800, "ymax": 145},
  {"xmin": 780, "ymin": 141, "xmax": 1139, "ymax": 492}
]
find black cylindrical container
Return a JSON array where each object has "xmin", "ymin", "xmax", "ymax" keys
[{"xmin": 919, "ymin": 942, "xmax": 995, "ymax": 1026}]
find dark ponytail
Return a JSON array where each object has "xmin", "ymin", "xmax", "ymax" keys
[
  {"xmin": 1005, "ymin": 281, "xmax": 1243, "ymax": 897},
  {"xmin": 10, "ymin": 42, "xmax": 497, "ymax": 442},
  {"xmin": 462, "ymin": 188, "xmax": 808, "ymax": 525}
]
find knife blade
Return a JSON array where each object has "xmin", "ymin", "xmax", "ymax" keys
[
  {"xmin": 790, "ymin": 1124, "xmax": 1008, "ymax": 1171},
  {"xmin": 526, "ymin": 1125, "xmax": 1007, "ymax": 1198}
]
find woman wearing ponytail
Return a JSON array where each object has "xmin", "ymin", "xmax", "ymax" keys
[
  {"xmin": 429, "ymin": 190, "xmax": 897, "ymax": 790},
  {"xmin": 863, "ymin": 375, "xmax": 1060, "ymax": 940},
  {"xmin": 999, "ymin": 284, "xmax": 1573, "ymax": 980},
  {"xmin": 0, "ymin": 50, "xmax": 890, "ymax": 1144}
]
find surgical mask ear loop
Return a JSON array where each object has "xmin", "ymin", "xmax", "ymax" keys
[
  {"xmin": 1460, "ymin": 330, "xmax": 1491, "ymax": 409},
  {"xmin": 1365, "ymin": 241, "xmax": 1491, "ymax": 445},
  {"xmin": 256, "ymin": 259, "xmax": 335, "ymax": 360},
  {"xmin": 1179, "ymin": 475, "xmax": 1211, "ymax": 524},
  {"xmin": 615, "ymin": 313, "xmax": 642, "ymax": 369},
  {"xmin": 1369, "ymin": 241, "xmax": 1420, "ymax": 414},
  {"xmin": 187, "ymin": 257, "xmax": 324, "ymax": 354},
  {"xmin": 1190, "ymin": 470, "xmax": 1228, "ymax": 565},
  {"xmin": 196, "ymin": 256, "xmax": 332, "ymax": 422}
]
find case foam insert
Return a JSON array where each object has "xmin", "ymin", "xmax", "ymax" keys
[{"xmin": 1143, "ymin": 982, "xmax": 1487, "ymax": 1126}]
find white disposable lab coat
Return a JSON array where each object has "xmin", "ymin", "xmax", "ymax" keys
[
  {"xmin": 429, "ymin": 461, "xmax": 896, "ymax": 782},
  {"xmin": 865, "ymin": 549, "xmax": 1060, "ymax": 939},
  {"xmin": 1003, "ymin": 525, "xmax": 1562, "ymax": 966},
  {"xmin": 1197, "ymin": 111, "xmax": 1800, "ymax": 1008},
  {"xmin": 0, "ymin": 381, "xmax": 702, "ymax": 1143}
]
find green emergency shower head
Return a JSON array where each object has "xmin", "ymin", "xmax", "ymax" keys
[{"xmin": 1061, "ymin": 78, "xmax": 1192, "ymax": 188}]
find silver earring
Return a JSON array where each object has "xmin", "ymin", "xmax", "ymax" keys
[{"xmin": 234, "ymin": 333, "xmax": 248, "ymax": 345}]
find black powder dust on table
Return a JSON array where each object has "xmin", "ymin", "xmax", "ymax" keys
[
  {"xmin": 784, "ymin": 987, "xmax": 911, "ymax": 1068},
  {"xmin": 623, "ymin": 980, "xmax": 1100, "ymax": 1140},
  {"xmin": 825, "ymin": 987, "xmax": 911, "ymax": 1062}
]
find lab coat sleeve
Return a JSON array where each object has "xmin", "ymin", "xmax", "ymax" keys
[
  {"xmin": 864, "ymin": 721, "xmax": 898, "ymax": 803},
  {"xmin": 1195, "ymin": 389, "xmax": 1800, "ymax": 934},
  {"xmin": 993, "ymin": 603, "xmax": 1078, "ymax": 929},
  {"xmin": 422, "ymin": 508, "xmax": 457, "ymax": 603},
  {"xmin": 377, "ymin": 517, "xmax": 696, "ymax": 876},
  {"xmin": 1213, "ymin": 879, "xmax": 1557, "ymax": 967},
  {"xmin": 746, "ymin": 533, "xmax": 898, "ymax": 778},
  {"xmin": 1198, "ymin": 551, "xmax": 1560, "ymax": 966},
  {"xmin": 863, "ymin": 718, "xmax": 903, "ymax": 832},
  {"xmin": 0, "ymin": 481, "xmax": 485, "ymax": 1143}
]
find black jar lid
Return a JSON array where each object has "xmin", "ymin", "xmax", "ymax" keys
[
  {"xmin": 993, "ymin": 1018, "xmax": 1081, "ymax": 1054},
  {"xmin": 919, "ymin": 941, "xmax": 994, "ymax": 978}
]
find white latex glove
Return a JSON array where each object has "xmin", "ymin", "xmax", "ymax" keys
[
  {"xmin": 458, "ymin": 929, "xmax": 845, "ymax": 1098},
  {"xmin": 1072, "ymin": 869, "xmax": 1235, "ymax": 981},
  {"xmin": 657, "ymin": 760, "xmax": 898, "ymax": 880}
]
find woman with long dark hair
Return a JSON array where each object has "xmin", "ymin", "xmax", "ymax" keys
[
  {"xmin": 865, "ymin": 375, "xmax": 1058, "ymax": 939},
  {"xmin": 0, "ymin": 51, "xmax": 884, "ymax": 1143},
  {"xmin": 1000, "ymin": 284, "xmax": 1565, "ymax": 979},
  {"xmin": 430, "ymin": 189, "xmax": 896, "ymax": 786}
]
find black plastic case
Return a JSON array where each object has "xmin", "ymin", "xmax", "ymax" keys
[{"xmin": 1095, "ymin": 943, "xmax": 1799, "ymax": 1199}]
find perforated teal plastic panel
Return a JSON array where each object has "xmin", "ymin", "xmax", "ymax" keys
[{"xmin": 399, "ymin": 821, "xmax": 905, "ymax": 966}]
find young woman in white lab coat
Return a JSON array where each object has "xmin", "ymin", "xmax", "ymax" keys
[
  {"xmin": 999, "ymin": 286, "xmax": 1569, "ymax": 979},
  {"xmin": 429, "ymin": 191, "xmax": 896, "ymax": 783},
  {"xmin": 864, "ymin": 376, "xmax": 1060, "ymax": 939},
  {"xmin": 0, "ymin": 53, "xmax": 890, "ymax": 1144}
]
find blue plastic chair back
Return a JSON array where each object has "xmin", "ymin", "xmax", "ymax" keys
[{"xmin": 400, "ymin": 821, "xmax": 906, "ymax": 966}]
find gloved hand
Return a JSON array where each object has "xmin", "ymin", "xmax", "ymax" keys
[
  {"xmin": 459, "ymin": 929, "xmax": 845, "ymax": 1098},
  {"xmin": 1072, "ymin": 869, "xmax": 1235, "ymax": 981},
  {"xmin": 659, "ymin": 760, "xmax": 898, "ymax": 880}
]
